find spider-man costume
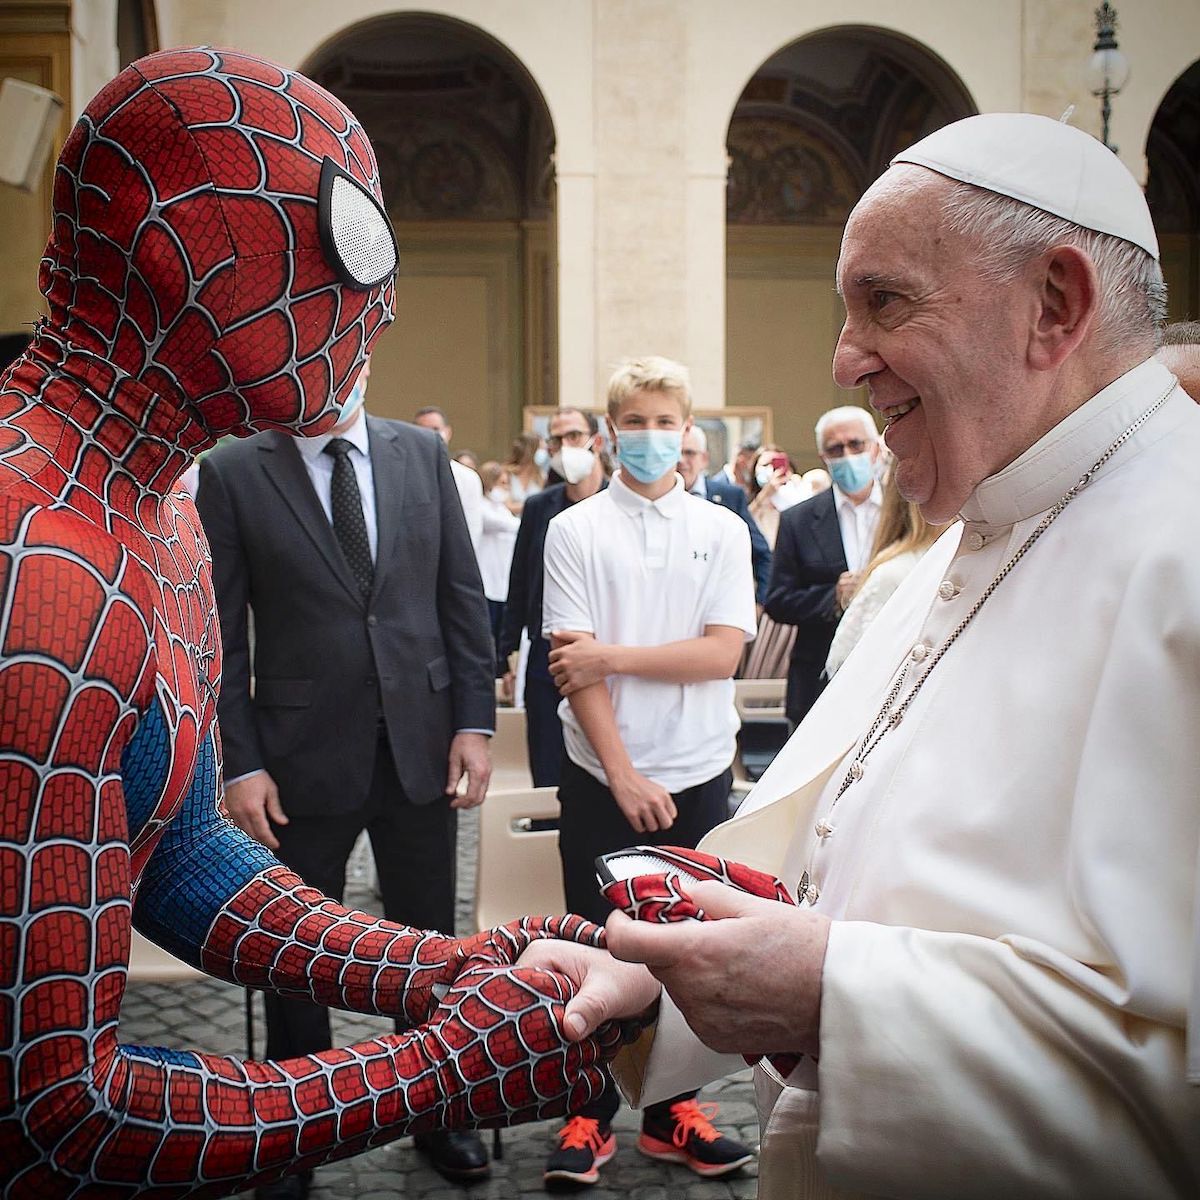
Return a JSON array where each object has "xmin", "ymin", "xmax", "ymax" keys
[{"xmin": 0, "ymin": 47, "xmax": 616, "ymax": 1196}]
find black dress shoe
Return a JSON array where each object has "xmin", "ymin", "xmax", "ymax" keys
[
  {"xmin": 413, "ymin": 1129, "xmax": 491, "ymax": 1182},
  {"xmin": 254, "ymin": 1169, "xmax": 311, "ymax": 1200}
]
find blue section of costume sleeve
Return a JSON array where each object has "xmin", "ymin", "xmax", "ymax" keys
[
  {"xmin": 133, "ymin": 722, "xmax": 279, "ymax": 968},
  {"xmin": 120, "ymin": 698, "xmax": 173, "ymax": 842},
  {"xmin": 121, "ymin": 1044, "xmax": 204, "ymax": 1067}
]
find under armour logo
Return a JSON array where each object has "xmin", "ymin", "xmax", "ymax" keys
[{"xmin": 693, "ymin": 550, "xmax": 708, "ymax": 561}]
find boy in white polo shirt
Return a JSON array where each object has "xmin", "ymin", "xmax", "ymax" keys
[{"xmin": 540, "ymin": 356, "xmax": 757, "ymax": 1186}]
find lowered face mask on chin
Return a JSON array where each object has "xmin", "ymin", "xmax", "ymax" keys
[{"xmin": 550, "ymin": 445, "xmax": 596, "ymax": 485}]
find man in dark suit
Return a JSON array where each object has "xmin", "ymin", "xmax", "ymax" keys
[
  {"xmin": 197, "ymin": 359, "xmax": 497, "ymax": 1193},
  {"xmin": 765, "ymin": 406, "xmax": 882, "ymax": 725},
  {"xmin": 679, "ymin": 426, "xmax": 771, "ymax": 603},
  {"xmin": 499, "ymin": 406, "xmax": 607, "ymax": 786}
]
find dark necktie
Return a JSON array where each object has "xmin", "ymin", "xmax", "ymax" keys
[{"xmin": 323, "ymin": 438, "xmax": 374, "ymax": 599}]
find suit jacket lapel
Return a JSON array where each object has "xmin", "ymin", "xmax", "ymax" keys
[
  {"xmin": 366, "ymin": 417, "xmax": 406, "ymax": 601},
  {"xmin": 258, "ymin": 431, "xmax": 364, "ymax": 605},
  {"xmin": 813, "ymin": 489, "xmax": 849, "ymax": 572}
]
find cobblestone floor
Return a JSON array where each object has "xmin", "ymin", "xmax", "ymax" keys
[{"xmin": 119, "ymin": 808, "xmax": 760, "ymax": 1199}]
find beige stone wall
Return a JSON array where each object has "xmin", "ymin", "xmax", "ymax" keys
[{"xmin": 3, "ymin": 0, "xmax": 1196, "ymax": 432}]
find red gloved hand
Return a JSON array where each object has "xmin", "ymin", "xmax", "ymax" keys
[{"xmin": 396, "ymin": 960, "xmax": 625, "ymax": 1134}]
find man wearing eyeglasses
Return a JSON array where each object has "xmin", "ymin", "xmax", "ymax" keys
[
  {"xmin": 764, "ymin": 406, "xmax": 882, "ymax": 724},
  {"xmin": 499, "ymin": 407, "xmax": 608, "ymax": 785}
]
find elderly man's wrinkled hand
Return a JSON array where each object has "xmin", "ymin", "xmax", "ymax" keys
[
  {"xmin": 605, "ymin": 879, "xmax": 830, "ymax": 1060},
  {"xmin": 516, "ymin": 938, "xmax": 662, "ymax": 1041}
]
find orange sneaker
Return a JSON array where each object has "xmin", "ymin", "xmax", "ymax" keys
[
  {"xmin": 544, "ymin": 1115, "xmax": 617, "ymax": 1187},
  {"xmin": 636, "ymin": 1098, "xmax": 755, "ymax": 1178}
]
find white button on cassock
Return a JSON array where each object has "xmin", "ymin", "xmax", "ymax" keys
[
  {"xmin": 815, "ymin": 818, "xmax": 834, "ymax": 838},
  {"xmin": 965, "ymin": 530, "xmax": 986, "ymax": 551},
  {"xmin": 911, "ymin": 642, "xmax": 929, "ymax": 662},
  {"xmin": 938, "ymin": 579, "xmax": 959, "ymax": 600}
]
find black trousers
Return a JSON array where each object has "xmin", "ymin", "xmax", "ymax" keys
[
  {"xmin": 263, "ymin": 733, "xmax": 457, "ymax": 1061},
  {"xmin": 557, "ymin": 757, "xmax": 732, "ymax": 1125},
  {"xmin": 524, "ymin": 672, "xmax": 567, "ymax": 788},
  {"xmin": 785, "ymin": 654, "xmax": 828, "ymax": 727}
]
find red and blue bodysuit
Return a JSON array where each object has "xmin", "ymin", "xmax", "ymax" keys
[{"xmin": 0, "ymin": 47, "xmax": 613, "ymax": 1195}]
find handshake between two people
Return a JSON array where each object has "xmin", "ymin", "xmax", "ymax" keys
[{"xmin": 416, "ymin": 846, "xmax": 830, "ymax": 1136}]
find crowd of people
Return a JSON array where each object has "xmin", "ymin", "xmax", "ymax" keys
[{"xmin": 4, "ymin": 44, "xmax": 1200, "ymax": 1200}]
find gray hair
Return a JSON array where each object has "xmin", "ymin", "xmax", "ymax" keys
[
  {"xmin": 940, "ymin": 182, "xmax": 1167, "ymax": 355},
  {"xmin": 684, "ymin": 425, "xmax": 708, "ymax": 452},
  {"xmin": 814, "ymin": 405, "xmax": 878, "ymax": 450}
]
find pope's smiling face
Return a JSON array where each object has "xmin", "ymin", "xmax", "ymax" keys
[{"xmin": 832, "ymin": 167, "xmax": 1039, "ymax": 523}]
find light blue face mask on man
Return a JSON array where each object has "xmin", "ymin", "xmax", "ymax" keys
[
  {"xmin": 616, "ymin": 428, "xmax": 683, "ymax": 484},
  {"xmin": 334, "ymin": 379, "xmax": 366, "ymax": 423},
  {"xmin": 828, "ymin": 452, "xmax": 874, "ymax": 494}
]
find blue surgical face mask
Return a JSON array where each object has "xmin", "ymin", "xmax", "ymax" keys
[
  {"xmin": 534, "ymin": 447, "xmax": 551, "ymax": 470},
  {"xmin": 616, "ymin": 428, "xmax": 683, "ymax": 484},
  {"xmin": 827, "ymin": 452, "xmax": 874, "ymax": 495},
  {"xmin": 335, "ymin": 379, "xmax": 366, "ymax": 423}
]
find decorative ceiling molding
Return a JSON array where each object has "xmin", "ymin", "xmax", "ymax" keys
[
  {"xmin": 307, "ymin": 26, "xmax": 553, "ymax": 223},
  {"xmin": 727, "ymin": 30, "xmax": 975, "ymax": 226}
]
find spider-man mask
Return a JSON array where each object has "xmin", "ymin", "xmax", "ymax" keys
[{"xmin": 37, "ymin": 46, "xmax": 396, "ymax": 439}]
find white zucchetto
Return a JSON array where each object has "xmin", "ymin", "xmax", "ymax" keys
[{"xmin": 892, "ymin": 112, "xmax": 1159, "ymax": 260}]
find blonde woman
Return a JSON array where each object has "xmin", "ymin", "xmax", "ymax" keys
[
  {"xmin": 741, "ymin": 446, "xmax": 806, "ymax": 679},
  {"xmin": 825, "ymin": 474, "xmax": 944, "ymax": 677}
]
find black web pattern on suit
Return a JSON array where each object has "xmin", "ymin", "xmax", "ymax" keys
[{"xmin": 324, "ymin": 438, "xmax": 374, "ymax": 597}]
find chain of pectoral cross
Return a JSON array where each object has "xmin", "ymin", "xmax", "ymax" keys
[{"xmin": 797, "ymin": 380, "xmax": 1176, "ymax": 904}]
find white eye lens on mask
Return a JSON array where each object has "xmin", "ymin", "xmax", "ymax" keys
[{"xmin": 318, "ymin": 158, "xmax": 398, "ymax": 290}]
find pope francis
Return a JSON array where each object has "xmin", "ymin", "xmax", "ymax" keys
[{"xmin": 521, "ymin": 112, "xmax": 1200, "ymax": 1199}]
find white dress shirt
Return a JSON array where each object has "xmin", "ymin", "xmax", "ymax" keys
[
  {"xmin": 293, "ymin": 408, "xmax": 378, "ymax": 561},
  {"xmin": 831, "ymin": 478, "xmax": 882, "ymax": 572}
]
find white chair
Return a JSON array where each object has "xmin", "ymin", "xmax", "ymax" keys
[
  {"xmin": 733, "ymin": 677, "xmax": 787, "ymax": 721},
  {"xmin": 733, "ymin": 678, "xmax": 789, "ymax": 793},
  {"xmin": 127, "ymin": 929, "xmax": 205, "ymax": 982},
  {"xmin": 488, "ymin": 706, "xmax": 533, "ymax": 791},
  {"xmin": 473, "ymin": 785, "xmax": 564, "ymax": 932}
]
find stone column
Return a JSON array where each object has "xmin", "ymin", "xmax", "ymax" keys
[{"xmin": 591, "ymin": 0, "xmax": 693, "ymax": 397}]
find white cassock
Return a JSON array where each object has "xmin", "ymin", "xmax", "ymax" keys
[{"xmin": 614, "ymin": 358, "xmax": 1200, "ymax": 1199}]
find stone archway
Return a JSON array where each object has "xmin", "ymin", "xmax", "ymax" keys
[
  {"xmin": 301, "ymin": 15, "xmax": 557, "ymax": 461},
  {"xmin": 1146, "ymin": 60, "xmax": 1200, "ymax": 321},
  {"xmin": 724, "ymin": 27, "xmax": 975, "ymax": 465}
]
